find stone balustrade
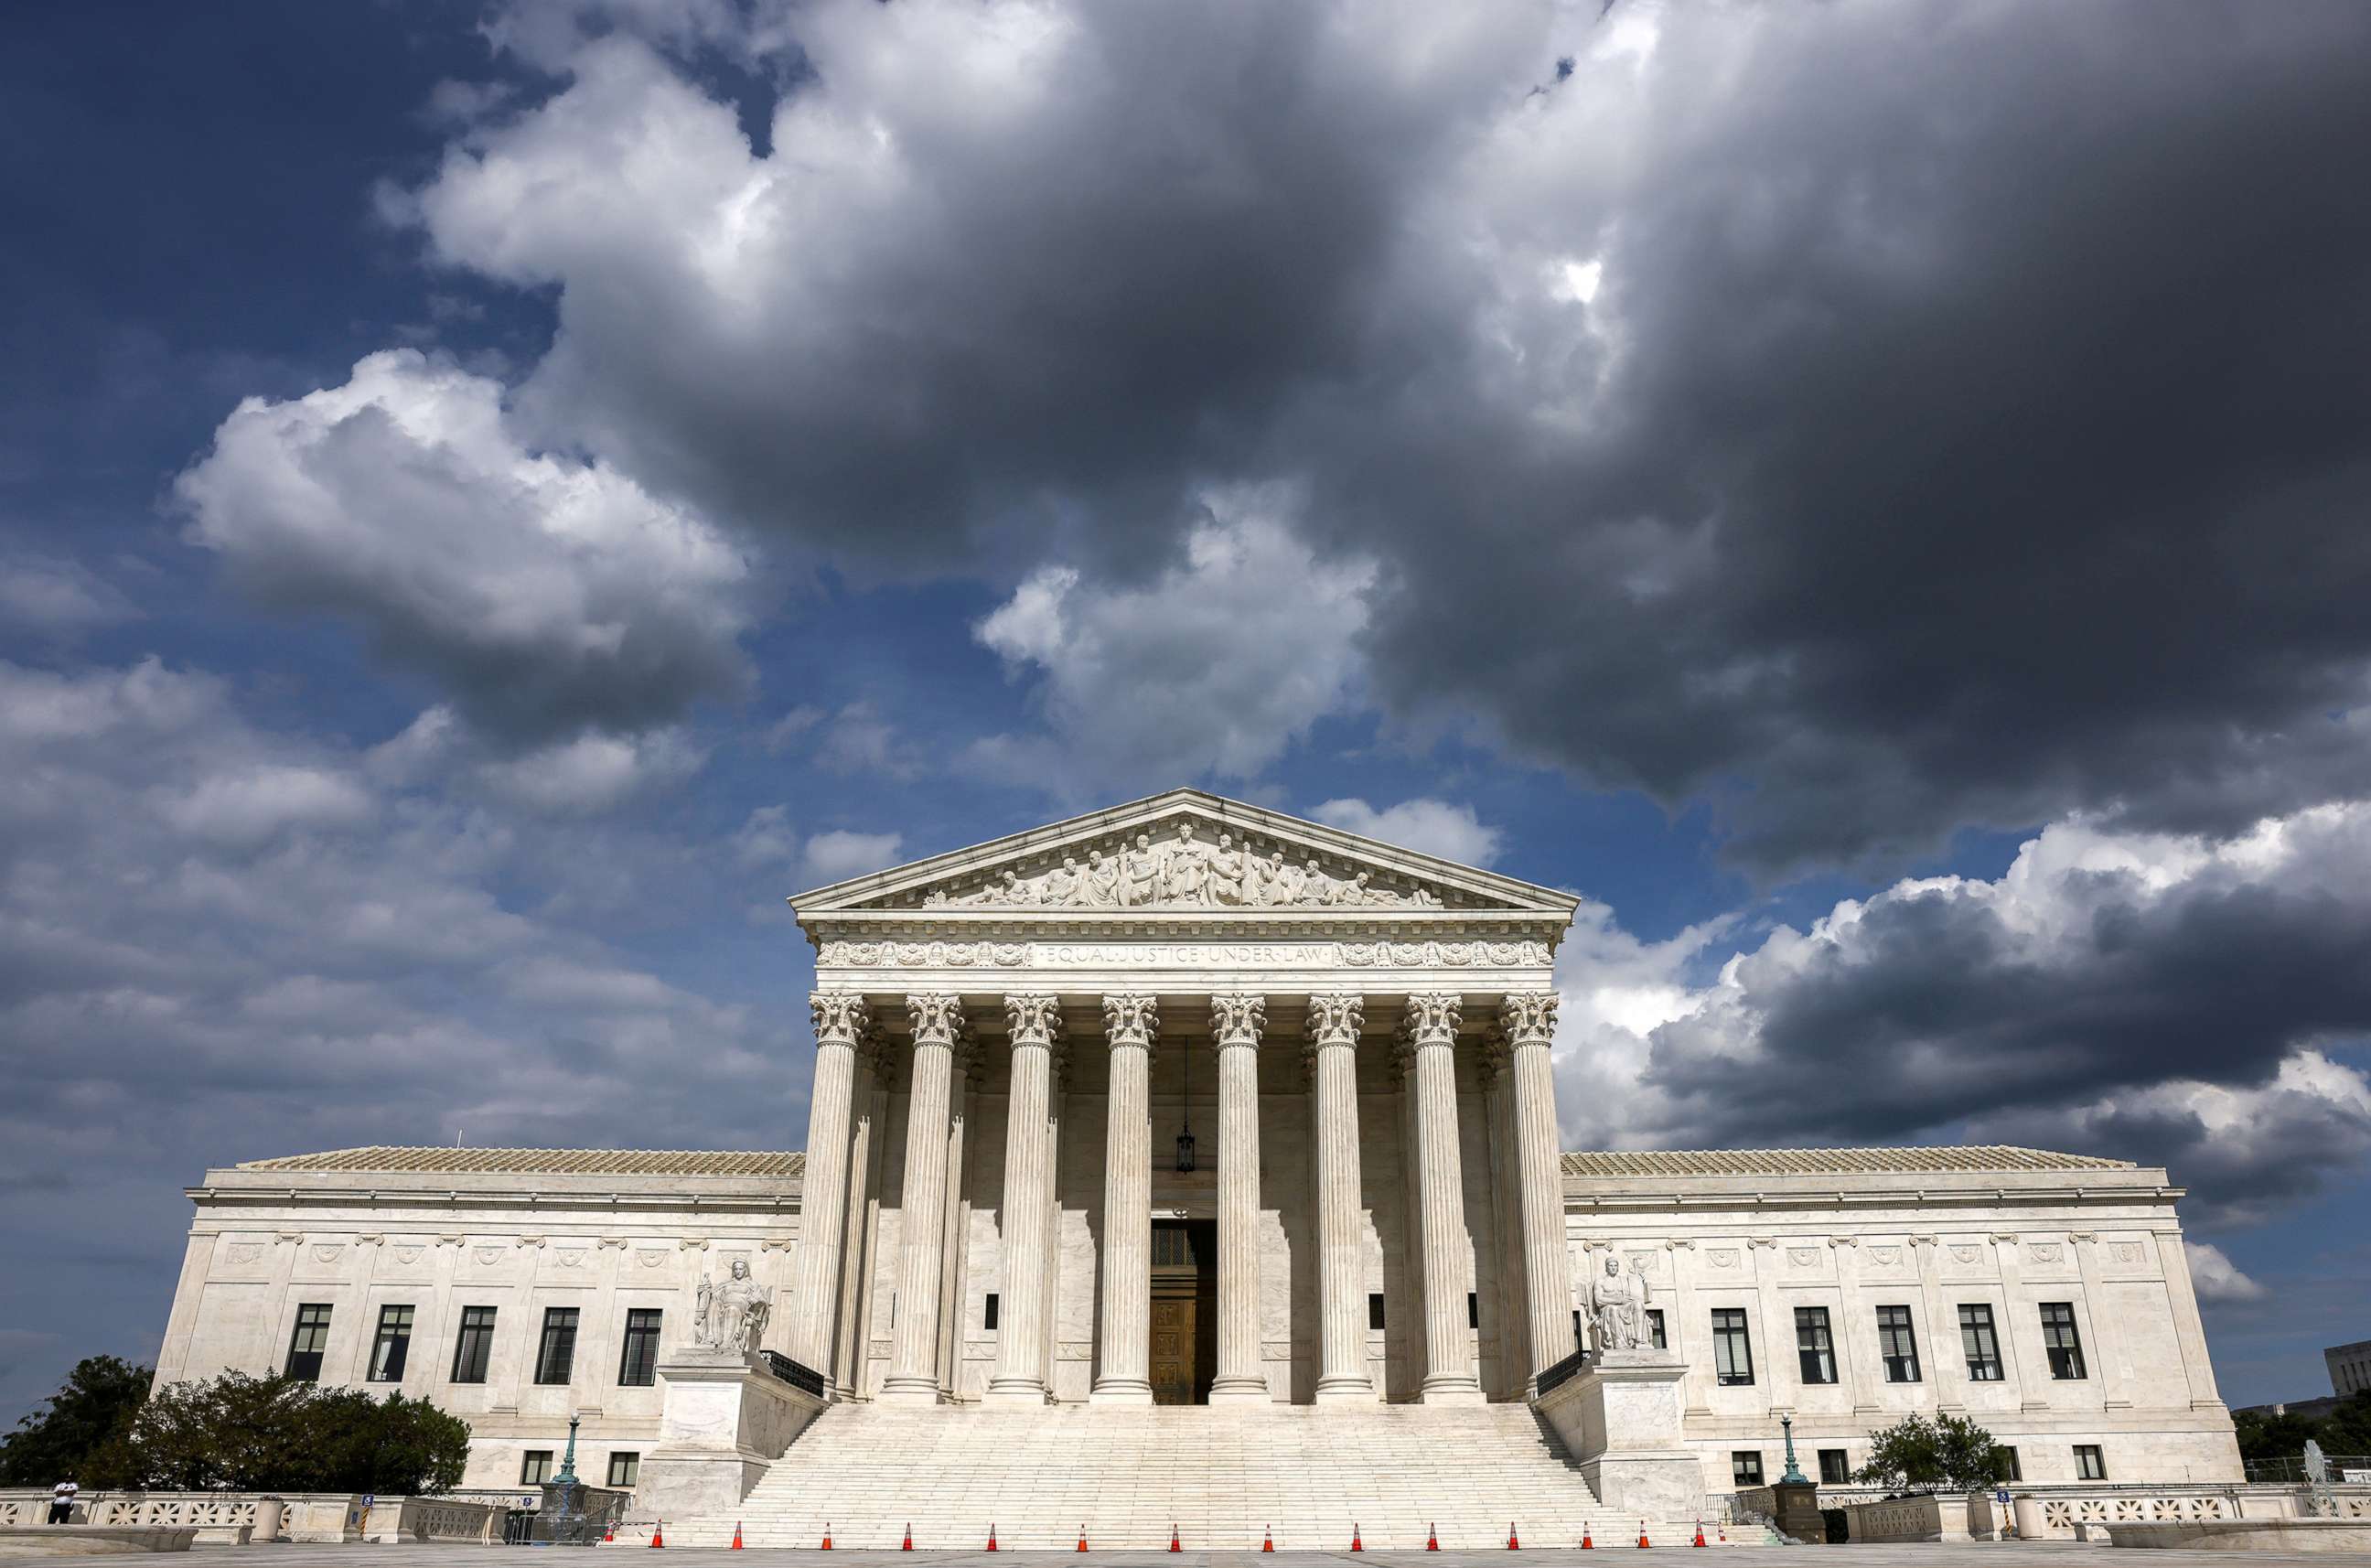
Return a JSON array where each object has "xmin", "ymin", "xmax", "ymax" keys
[{"xmin": 0, "ymin": 1489, "xmax": 504, "ymax": 1544}]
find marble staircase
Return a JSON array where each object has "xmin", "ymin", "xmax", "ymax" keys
[{"xmin": 665, "ymin": 1401, "xmax": 1733, "ymax": 1551}]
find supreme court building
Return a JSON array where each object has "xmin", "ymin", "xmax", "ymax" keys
[{"xmin": 155, "ymin": 791, "xmax": 2241, "ymax": 1539}]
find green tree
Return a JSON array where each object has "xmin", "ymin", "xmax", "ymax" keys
[
  {"xmin": 101, "ymin": 1373, "xmax": 470, "ymax": 1495},
  {"xmin": 0, "ymin": 1356, "xmax": 154, "ymax": 1487},
  {"xmin": 1853, "ymin": 1412, "xmax": 2003, "ymax": 1495}
]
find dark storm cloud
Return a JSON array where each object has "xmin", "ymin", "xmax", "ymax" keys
[
  {"xmin": 401, "ymin": 0, "xmax": 2371, "ymax": 867},
  {"xmin": 1626, "ymin": 809, "xmax": 2371, "ymax": 1223}
]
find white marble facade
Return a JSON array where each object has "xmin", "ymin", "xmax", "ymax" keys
[{"xmin": 152, "ymin": 790, "xmax": 2242, "ymax": 1496}]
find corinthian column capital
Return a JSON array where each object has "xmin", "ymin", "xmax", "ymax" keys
[
  {"xmin": 1003, "ymin": 993, "xmax": 1066, "ymax": 1048},
  {"xmin": 907, "ymin": 992, "xmax": 970, "ymax": 1047},
  {"xmin": 811, "ymin": 991, "xmax": 872, "ymax": 1046},
  {"xmin": 1497, "ymin": 990, "xmax": 1559, "ymax": 1047},
  {"xmin": 1400, "ymin": 991, "xmax": 1462, "ymax": 1048},
  {"xmin": 1101, "ymin": 993, "xmax": 1159, "ymax": 1049},
  {"xmin": 1209, "ymin": 993, "xmax": 1267, "ymax": 1048},
  {"xmin": 1305, "ymin": 992, "xmax": 1364, "ymax": 1047}
]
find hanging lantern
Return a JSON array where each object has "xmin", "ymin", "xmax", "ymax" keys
[{"xmin": 1175, "ymin": 1037, "xmax": 1197, "ymax": 1172}]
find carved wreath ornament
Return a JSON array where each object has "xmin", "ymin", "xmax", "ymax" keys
[{"xmin": 917, "ymin": 821, "xmax": 1444, "ymax": 910}]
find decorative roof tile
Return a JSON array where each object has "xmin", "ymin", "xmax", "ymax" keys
[
  {"xmin": 235, "ymin": 1146, "xmax": 804, "ymax": 1177},
  {"xmin": 1560, "ymin": 1145, "xmax": 2133, "ymax": 1177}
]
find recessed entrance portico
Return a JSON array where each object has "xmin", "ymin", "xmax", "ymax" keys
[{"xmin": 786, "ymin": 789, "xmax": 1582, "ymax": 1409}]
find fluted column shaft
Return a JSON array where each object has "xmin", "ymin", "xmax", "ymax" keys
[
  {"xmin": 1308, "ymin": 993, "xmax": 1372, "ymax": 1402},
  {"xmin": 1092, "ymin": 995, "xmax": 1158, "ymax": 1402},
  {"xmin": 987, "ymin": 995, "xmax": 1063, "ymax": 1404},
  {"xmin": 882, "ymin": 994, "xmax": 963, "ymax": 1403},
  {"xmin": 1408, "ymin": 993, "xmax": 1485, "ymax": 1402},
  {"xmin": 1503, "ymin": 992, "xmax": 1572, "ymax": 1391},
  {"xmin": 1208, "ymin": 993, "xmax": 1270, "ymax": 1403},
  {"xmin": 831, "ymin": 1051, "xmax": 885, "ymax": 1398},
  {"xmin": 793, "ymin": 993, "xmax": 869, "ymax": 1379}
]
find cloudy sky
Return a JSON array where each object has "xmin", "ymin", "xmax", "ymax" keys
[{"xmin": 5, "ymin": 0, "xmax": 2369, "ymax": 1420}]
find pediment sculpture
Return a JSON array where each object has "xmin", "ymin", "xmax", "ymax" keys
[{"xmin": 920, "ymin": 821, "xmax": 1442, "ymax": 910}]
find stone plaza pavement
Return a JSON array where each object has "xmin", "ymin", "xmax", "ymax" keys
[{"xmin": 2, "ymin": 1550, "xmax": 2362, "ymax": 1567}]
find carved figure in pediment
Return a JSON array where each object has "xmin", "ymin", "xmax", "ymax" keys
[
  {"xmin": 1205, "ymin": 832, "xmax": 1247, "ymax": 906},
  {"xmin": 1121, "ymin": 832, "xmax": 1164, "ymax": 906},
  {"xmin": 1041, "ymin": 855, "xmax": 1081, "ymax": 906},
  {"xmin": 1077, "ymin": 847, "xmax": 1119, "ymax": 905},
  {"xmin": 1163, "ymin": 822, "xmax": 1207, "ymax": 902}
]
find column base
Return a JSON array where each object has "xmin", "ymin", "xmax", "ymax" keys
[
  {"xmin": 982, "ymin": 1379, "xmax": 1050, "ymax": 1407},
  {"xmin": 1089, "ymin": 1379, "xmax": 1153, "ymax": 1404},
  {"xmin": 875, "ymin": 1375, "xmax": 944, "ymax": 1406},
  {"xmin": 1418, "ymin": 1375, "xmax": 1486, "ymax": 1405},
  {"xmin": 1314, "ymin": 1375, "xmax": 1375, "ymax": 1403},
  {"xmin": 1207, "ymin": 1377, "xmax": 1271, "ymax": 1403}
]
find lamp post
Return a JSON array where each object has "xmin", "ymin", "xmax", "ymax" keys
[
  {"xmin": 552, "ymin": 1413, "xmax": 581, "ymax": 1489},
  {"xmin": 1778, "ymin": 1412, "xmax": 1808, "ymax": 1485}
]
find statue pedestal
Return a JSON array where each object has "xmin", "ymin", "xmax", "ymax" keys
[
  {"xmin": 1533, "ymin": 1349, "xmax": 1703, "ymax": 1520},
  {"xmin": 634, "ymin": 1348, "xmax": 826, "ymax": 1522},
  {"xmin": 1772, "ymin": 1477, "xmax": 1823, "ymax": 1543}
]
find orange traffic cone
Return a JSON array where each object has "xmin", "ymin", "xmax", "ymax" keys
[
  {"xmin": 649, "ymin": 1521, "xmax": 664, "ymax": 1549},
  {"xmin": 731, "ymin": 1522, "xmax": 745, "ymax": 1551},
  {"xmin": 1428, "ymin": 1522, "xmax": 1441, "ymax": 1552},
  {"xmin": 1718, "ymin": 1522, "xmax": 1728, "ymax": 1544},
  {"xmin": 603, "ymin": 1522, "xmax": 616, "ymax": 1544},
  {"xmin": 1262, "ymin": 1526, "xmax": 1274, "ymax": 1552},
  {"xmin": 902, "ymin": 1524, "xmax": 914, "ymax": 1552},
  {"xmin": 821, "ymin": 1523, "xmax": 832, "ymax": 1551},
  {"xmin": 1582, "ymin": 1523, "xmax": 1594, "ymax": 1550},
  {"xmin": 1077, "ymin": 1524, "xmax": 1089, "ymax": 1552},
  {"xmin": 1350, "ymin": 1524, "xmax": 1364, "ymax": 1552},
  {"xmin": 1170, "ymin": 1524, "xmax": 1182, "ymax": 1552},
  {"xmin": 1637, "ymin": 1520, "xmax": 1650, "ymax": 1549},
  {"xmin": 1693, "ymin": 1521, "xmax": 1706, "ymax": 1549},
  {"xmin": 987, "ymin": 1523, "xmax": 999, "ymax": 1552},
  {"xmin": 1509, "ymin": 1521, "xmax": 1522, "ymax": 1550}
]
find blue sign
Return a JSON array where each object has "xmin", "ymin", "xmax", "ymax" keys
[{"xmin": 1995, "ymin": 1489, "xmax": 2012, "ymax": 1505}]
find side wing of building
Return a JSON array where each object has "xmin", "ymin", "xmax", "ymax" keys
[
  {"xmin": 154, "ymin": 1148, "xmax": 802, "ymax": 1494},
  {"xmin": 1563, "ymin": 1147, "xmax": 2238, "ymax": 1489}
]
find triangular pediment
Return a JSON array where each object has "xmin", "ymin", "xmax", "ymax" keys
[{"xmin": 790, "ymin": 789, "xmax": 1578, "ymax": 920}]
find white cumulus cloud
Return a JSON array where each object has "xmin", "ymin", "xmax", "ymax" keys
[{"xmin": 1310, "ymin": 797, "xmax": 1504, "ymax": 867}]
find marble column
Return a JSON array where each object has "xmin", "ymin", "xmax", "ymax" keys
[
  {"xmin": 1307, "ymin": 992, "xmax": 1373, "ymax": 1403},
  {"xmin": 881, "ymin": 993, "xmax": 965, "ymax": 1403},
  {"xmin": 1092, "ymin": 994, "xmax": 1159, "ymax": 1402},
  {"xmin": 791, "ymin": 993, "xmax": 870, "ymax": 1378},
  {"xmin": 1406, "ymin": 992, "xmax": 1484, "ymax": 1403},
  {"xmin": 987, "ymin": 994, "xmax": 1064, "ymax": 1404},
  {"xmin": 1208, "ymin": 993, "xmax": 1270, "ymax": 1403},
  {"xmin": 1503, "ymin": 991, "xmax": 1572, "ymax": 1392},
  {"xmin": 935, "ymin": 1038, "xmax": 982, "ymax": 1398},
  {"xmin": 831, "ymin": 1042, "xmax": 885, "ymax": 1398}
]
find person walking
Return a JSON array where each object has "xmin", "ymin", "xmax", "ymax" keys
[{"xmin": 48, "ymin": 1477, "xmax": 79, "ymax": 1524}]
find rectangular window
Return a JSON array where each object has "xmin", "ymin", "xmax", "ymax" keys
[
  {"xmin": 2041, "ymin": 1303, "xmax": 2087, "ymax": 1380},
  {"xmin": 2074, "ymin": 1444, "xmax": 2107, "ymax": 1481},
  {"xmin": 617, "ymin": 1308, "xmax": 662, "ymax": 1387},
  {"xmin": 284, "ymin": 1304, "xmax": 333, "ymax": 1381},
  {"xmin": 1958, "ymin": 1304, "xmax": 2003, "ymax": 1381},
  {"xmin": 1468, "ymin": 1291, "xmax": 1479, "ymax": 1330},
  {"xmin": 1731, "ymin": 1450, "xmax": 1765, "ymax": 1487},
  {"xmin": 1876, "ymin": 1305, "xmax": 1922, "ymax": 1383},
  {"xmin": 1995, "ymin": 1446, "xmax": 2022, "ymax": 1483},
  {"xmin": 520, "ymin": 1451, "xmax": 553, "ymax": 1486},
  {"xmin": 369, "ymin": 1305, "xmax": 415, "ymax": 1382},
  {"xmin": 1645, "ymin": 1308, "xmax": 1667, "ymax": 1350},
  {"xmin": 1818, "ymin": 1449, "xmax": 1851, "ymax": 1485},
  {"xmin": 534, "ymin": 1306, "xmax": 580, "ymax": 1386},
  {"xmin": 1795, "ymin": 1305, "xmax": 1837, "ymax": 1385},
  {"xmin": 1368, "ymin": 1294, "xmax": 1387, "ymax": 1332},
  {"xmin": 451, "ymin": 1306, "xmax": 497, "ymax": 1383},
  {"xmin": 982, "ymin": 1294, "xmax": 1000, "ymax": 1332},
  {"xmin": 606, "ymin": 1452, "xmax": 640, "ymax": 1488},
  {"xmin": 1712, "ymin": 1308, "xmax": 1754, "ymax": 1386}
]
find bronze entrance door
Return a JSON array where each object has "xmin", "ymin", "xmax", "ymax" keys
[{"xmin": 1149, "ymin": 1219, "xmax": 1217, "ymax": 1404}]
